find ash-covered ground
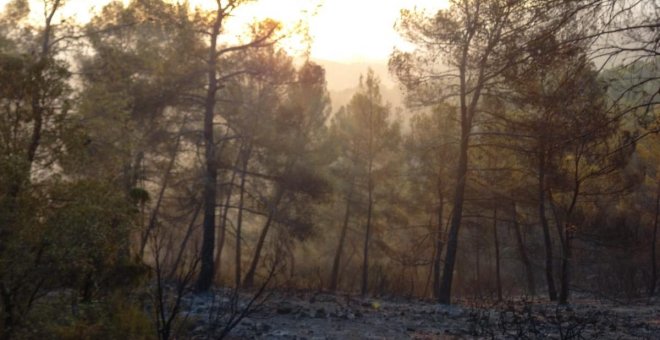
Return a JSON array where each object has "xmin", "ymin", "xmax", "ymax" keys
[{"xmin": 181, "ymin": 290, "xmax": 660, "ymax": 339}]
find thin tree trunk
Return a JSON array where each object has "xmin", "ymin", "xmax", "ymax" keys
[
  {"xmin": 423, "ymin": 213, "xmax": 435, "ymax": 298},
  {"xmin": 361, "ymin": 82, "xmax": 377, "ymax": 297},
  {"xmin": 329, "ymin": 189, "xmax": 353, "ymax": 292},
  {"xmin": 433, "ymin": 194, "xmax": 444, "ymax": 299},
  {"xmin": 559, "ymin": 229, "xmax": 572, "ymax": 304},
  {"xmin": 650, "ymin": 183, "xmax": 659, "ymax": 296},
  {"xmin": 512, "ymin": 202, "xmax": 536, "ymax": 296},
  {"xmin": 242, "ymin": 188, "xmax": 285, "ymax": 288},
  {"xmin": 0, "ymin": 5, "xmax": 60, "ymax": 336},
  {"xmin": 0, "ymin": 0, "xmax": 61, "ymax": 255},
  {"xmin": 476, "ymin": 236, "xmax": 481, "ymax": 297},
  {"xmin": 234, "ymin": 145, "xmax": 251, "ymax": 287},
  {"xmin": 538, "ymin": 157, "xmax": 558, "ymax": 301},
  {"xmin": 493, "ymin": 208, "xmax": 502, "ymax": 301},
  {"xmin": 170, "ymin": 202, "xmax": 203, "ymax": 278},
  {"xmin": 26, "ymin": 0, "xmax": 59, "ymax": 169},
  {"xmin": 559, "ymin": 159, "xmax": 581, "ymax": 305},
  {"xmin": 1, "ymin": 284, "xmax": 15, "ymax": 340},
  {"xmin": 438, "ymin": 44, "xmax": 477, "ymax": 303},
  {"xmin": 361, "ymin": 184, "xmax": 373, "ymax": 296},
  {"xmin": 140, "ymin": 116, "xmax": 187, "ymax": 258},
  {"xmin": 196, "ymin": 6, "xmax": 223, "ymax": 292},
  {"xmin": 437, "ymin": 6, "xmax": 498, "ymax": 303},
  {"xmin": 214, "ymin": 150, "xmax": 243, "ymax": 282},
  {"xmin": 438, "ymin": 126, "xmax": 469, "ymax": 304}
]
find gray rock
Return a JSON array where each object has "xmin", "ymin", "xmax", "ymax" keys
[
  {"xmin": 314, "ymin": 307, "xmax": 327, "ymax": 318},
  {"xmin": 277, "ymin": 305, "xmax": 293, "ymax": 314}
]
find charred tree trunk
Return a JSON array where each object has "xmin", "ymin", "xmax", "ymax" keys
[
  {"xmin": 559, "ymin": 164, "xmax": 581, "ymax": 305},
  {"xmin": 475, "ymin": 236, "xmax": 481, "ymax": 297},
  {"xmin": 242, "ymin": 188, "xmax": 285, "ymax": 288},
  {"xmin": 140, "ymin": 116, "xmax": 187, "ymax": 258},
  {"xmin": 493, "ymin": 208, "xmax": 502, "ymax": 301},
  {"xmin": 214, "ymin": 150, "xmax": 243, "ymax": 282},
  {"xmin": 234, "ymin": 145, "xmax": 251, "ymax": 288},
  {"xmin": 437, "ymin": 31, "xmax": 489, "ymax": 302},
  {"xmin": 1, "ymin": 284, "xmax": 15, "ymax": 340},
  {"xmin": 650, "ymin": 183, "xmax": 659, "ymax": 296},
  {"xmin": 361, "ymin": 86, "xmax": 377, "ymax": 297},
  {"xmin": 438, "ymin": 123, "xmax": 469, "ymax": 304},
  {"xmin": 0, "ymin": 0, "xmax": 60, "ymax": 256},
  {"xmin": 196, "ymin": 7, "xmax": 223, "ymax": 292},
  {"xmin": 26, "ymin": 0, "xmax": 59, "ymax": 170},
  {"xmin": 512, "ymin": 202, "xmax": 536, "ymax": 296},
  {"xmin": 538, "ymin": 157, "xmax": 558, "ymax": 301},
  {"xmin": 169, "ymin": 202, "xmax": 202, "ymax": 278},
  {"xmin": 559, "ymin": 227, "xmax": 572, "ymax": 304},
  {"xmin": 329, "ymin": 189, "xmax": 353, "ymax": 292},
  {"xmin": 361, "ymin": 179, "xmax": 374, "ymax": 296},
  {"xmin": 433, "ymin": 195, "xmax": 444, "ymax": 299}
]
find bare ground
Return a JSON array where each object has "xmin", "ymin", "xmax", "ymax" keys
[{"xmin": 181, "ymin": 290, "xmax": 660, "ymax": 339}]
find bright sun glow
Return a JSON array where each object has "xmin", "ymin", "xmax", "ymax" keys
[{"xmin": 2, "ymin": 0, "xmax": 448, "ymax": 62}]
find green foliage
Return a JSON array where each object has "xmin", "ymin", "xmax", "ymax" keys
[
  {"xmin": 46, "ymin": 294, "xmax": 155, "ymax": 340},
  {"xmin": 0, "ymin": 52, "xmax": 72, "ymax": 160},
  {"xmin": 44, "ymin": 180, "xmax": 142, "ymax": 292}
]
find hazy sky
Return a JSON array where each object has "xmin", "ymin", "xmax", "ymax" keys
[{"xmin": 1, "ymin": 0, "xmax": 448, "ymax": 63}]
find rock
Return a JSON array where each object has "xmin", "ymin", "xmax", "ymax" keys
[
  {"xmin": 269, "ymin": 329, "xmax": 292, "ymax": 337},
  {"xmin": 255, "ymin": 322, "xmax": 271, "ymax": 333},
  {"xmin": 315, "ymin": 308, "xmax": 327, "ymax": 318},
  {"xmin": 277, "ymin": 305, "xmax": 293, "ymax": 314},
  {"xmin": 311, "ymin": 293, "xmax": 337, "ymax": 303}
]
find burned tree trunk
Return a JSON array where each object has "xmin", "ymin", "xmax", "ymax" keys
[
  {"xmin": 651, "ymin": 183, "xmax": 660, "ymax": 296},
  {"xmin": 242, "ymin": 188, "xmax": 285, "ymax": 288},
  {"xmin": 538, "ymin": 158, "xmax": 558, "ymax": 301},
  {"xmin": 234, "ymin": 145, "xmax": 252, "ymax": 287},
  {"xmin": 512, "ymin": 202, "xmax": 536, "ymax": 296},
  {"xmin": 433, "ymin": 195, "xmax": 445, "ymax": 299},
  {"xmin": 493, "ymin": 209, "xmax": 502, "ymax": 301},
  {"xmin": 329, "ymin": 189, "xmax": 353, "ymax": 292}
]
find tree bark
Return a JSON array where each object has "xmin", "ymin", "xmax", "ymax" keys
[
  {"xmin": 538, "ymin": 157, "xmax": 558, "ymax": 301},
  {"xmin": 214, "ymin": 150, "xmax": 243, "ymax": 282},
  {"xmin": 512, "ymin": 202, "xmax": 536, "ymax": 296},
  {"xmin": 438, "ymin": 123, "xmax": 469, "ymax": 304},
  {"xmin": 475, "ymin": 235, "xmax": 481, "ymax": 297},
  {"xmin": 234, "ymin": 144, "xmax": 251, "ymax": 287},
  {"xmin": 169, "ymin": 202, "xmax": 202, "ymax": 279},
  {"xmin": 140, "ymin": 116, "xmax": 187, "ymax": 258},
  {"xmin": 329, "ymin": 189, "xmax": 353, "ymax": 292},
  {"xmin": 196, "ymin": 6, "xmax": 223, "ymax": 292},
  {"xmin": 559, "ymin": 161, "xmax": 581, "ymax": 305},
  {"xmin": 433, "ymin": 194, "xmax": 444, "ymax": 299},
  {"xmin": 559, "ymin": 227, "xmax": 572, "ymax": 304},
  {"xmin": 26, "ymin": 0, "xmax": 60, "ymax": 170},
  {"xmin": 650, "ymin": 183, "xmax": 659, "ymax": 296},
  {"xmin": 493, "ymin": 208, "xmax": 502, "ymax": 301},
  {"xmin": 361, "ymin": 80, "xmax": 377, "ymax": 297},
  {"xmin": 0, "ymin": 4, "xmax": 61, "ymax": 336},
  {"xmin": 361, "ymin": 182, "xmax": 373, "ymax": 296},
  {"xmin": 242, "ymin": 187, "xmax": 285, "ymax": 288}
]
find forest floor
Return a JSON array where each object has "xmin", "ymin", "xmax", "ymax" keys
[{"xmin": 182, "ymin": 289, "xmax": 660, "ymax": 339}]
